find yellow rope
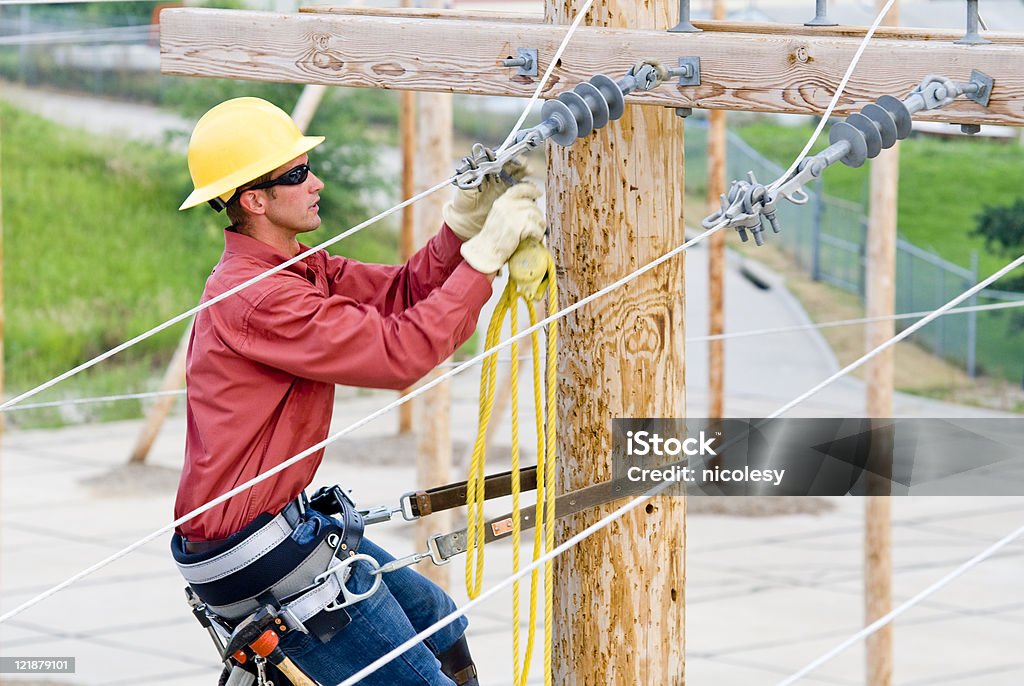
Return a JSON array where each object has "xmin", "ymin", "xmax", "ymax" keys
[{"xmin": 465, "ymin": 240, "xmax": 557, "ymax": 686}]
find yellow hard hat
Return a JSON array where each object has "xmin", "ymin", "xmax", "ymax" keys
[{"xmin": 179, "ymin": 97, "xmax": 325, "ymax": 211}]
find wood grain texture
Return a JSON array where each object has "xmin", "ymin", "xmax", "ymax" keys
[
  {"xmin": 160, "ymin": 9, "xmax": 1024, "ymax": 125},
  {"xmin": 548, "ymin": 1, "xmax": 685, "ymax": 683}
]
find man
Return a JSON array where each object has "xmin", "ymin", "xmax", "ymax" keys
[{"xmin": 171, "ymin": 97, "xmax": 543, "ymax": 686}]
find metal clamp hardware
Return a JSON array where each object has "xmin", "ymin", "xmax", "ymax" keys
[
  {"xmin": 675, "ymin": 57, "xmax": 700, "ymax": 87},
  {"xmin": 668, "ymin": 0, "xmax": 701, "ymax": 33},
  {"xmin": 397, "ymin": 491, "xmax": 421, "ymax": 521},
  {"xmin": 703, "ymin": 70, "xmax": 995, "ymax": 243},
  {"xmin": 358, "ymin": 505, "xmax": 403, "ymax": 526},
  {"xmin": 502, "ymin": 48, "xmax": 538, "ymax": 77},
  {"xmin": 955, "ymin": 0, "xmax": 990, "ymax": 45},
  {"xmin": 454, "ymin": 137, "xmax": 539, "ymax": 190},
  {"xmin": 805, "ymin": 0, "xmax": 837, "ymax": 27},
  {"xmin": 314, "ymin": 554, "xmax": 382, "ymax": 611}
]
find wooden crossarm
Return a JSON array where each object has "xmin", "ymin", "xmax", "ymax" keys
[{"xmin": 159, "ymin": 8, "xmax": 1024, "ymax": 126}]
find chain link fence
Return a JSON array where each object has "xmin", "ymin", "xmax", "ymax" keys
[{"xmin": 685, "ymin": 120, "xmax": 1023, "ymax": 383}]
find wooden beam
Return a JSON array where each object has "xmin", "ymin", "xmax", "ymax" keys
[
  {"xmin": 412, "ymin": 73, "xmax": 454, "ymax": 591},
  {"xmin": 707, "ymin": 0, "xmax": 726, "ymax": 421},
  {"xmin": 160, "ymin": 9, "xmax": 1024, "ymax": 125},
  {"xmin": 549, "ymin": 0, "xmax": 685, "ymax": 682},
  {"xmin": 300, "ymin": 5, "xmax": 543, "ymax": 23},
  {"xmin": 864, "ymin": 5, "xmax": 898, "ymax": 685}
]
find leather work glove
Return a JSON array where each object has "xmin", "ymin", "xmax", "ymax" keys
[
  {"xmin": 460, "ymin": 183, "xmax": 546, "ymax": 275},
  {"xmin": 442, "ymin": 157, "xmax": 528, "ymax": 240}
]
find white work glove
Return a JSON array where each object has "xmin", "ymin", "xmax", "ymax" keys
[
  {"xmin": 442, "ymin": 157, "xmax": 528, "ymax": 240},
  {"xmin": 460, "ymin": 183, "xmax": 546, "ymax": 275}
]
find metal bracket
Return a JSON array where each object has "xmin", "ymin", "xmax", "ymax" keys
[
  {"xmin": 676, "ymin": 56, "xmax": 701, "ymax": 86},
  {"xmin": 966, "ymin": 69, "xmax": 993, "ymax": 107},
  {"xmin": 502, "ymin": 48, "xmax": 538, "ymax": 77}
]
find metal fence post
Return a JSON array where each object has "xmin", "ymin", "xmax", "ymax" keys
[
  {"xmin": 860, "ymin": 218, "xmax": 868, "ymax": 301},
  {"xmin": 811, "ymin": 180, "xmax": 823, "ymax": 281},
  {"xmin": 967, "ymin": 251, "xmax": 978, "ymax": 377},
  {"xmin": 936, "ymin": 265, "xmax": 946, "ymax": 357}
]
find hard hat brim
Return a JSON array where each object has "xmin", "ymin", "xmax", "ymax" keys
[{"xmin": 179, "ymin": 135, "xmax": 326, "ymax": 211}]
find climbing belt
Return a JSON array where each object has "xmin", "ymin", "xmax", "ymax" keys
[{"xmin": 465, "ymin": 238, "xmax": 557, "ymax": 686}]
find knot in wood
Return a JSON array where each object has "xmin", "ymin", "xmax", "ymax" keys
[
  {"xmin": 795, "ymin": 46, "xmax": 811, "ymax": 64},
  {"xmin": 312, "ymin": 51, "xmax": 344, "ymax": 71}
]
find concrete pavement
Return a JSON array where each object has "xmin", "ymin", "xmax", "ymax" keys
[{"xmin": 3, "ymin": 247, "xmax": 1023, "ymax": 685}]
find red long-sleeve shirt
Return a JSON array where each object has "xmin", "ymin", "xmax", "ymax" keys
[{"xmin": 174, "ymin": 226, "xmax": 491, "ymax": 541}]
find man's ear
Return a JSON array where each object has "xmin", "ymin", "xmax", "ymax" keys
[{"xmin": 239, "ymin": 189, "xmax": 268, "ymax": 216}]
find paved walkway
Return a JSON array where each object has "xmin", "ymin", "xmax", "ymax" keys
[{"xmin": 3, "ymin": 248, "xmax": 1022, "ymax": 685}]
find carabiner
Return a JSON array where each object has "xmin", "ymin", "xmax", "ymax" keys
[{"xmin": 314, "ymin": 553, "xmax": 382, "ymax": 611}]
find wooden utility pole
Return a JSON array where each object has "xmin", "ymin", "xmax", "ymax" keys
[
  {"xmin": 864, "ymin": 1, "xmax": 899, "ymax": 684},
  {"xmin": 128, "ymin": 85, "xmax": 326, "ymax": 464},
  {"xmin": 547, "ymin": 1, "xmax": 686, "ymax": 683},
  {"xmin": 128, "ymin": 332, "xmax": 188, "ymax": 463},
  {"xmin": 707, "ymin": 0, "xmax": 726, "ymax": 420},
  {"xmin": 412, "ymin": 66, "xmax": 454, "ymax": 590},
  {"xmin": 397, "ymin": 0, "xmax": 417, "ymax": 436}
]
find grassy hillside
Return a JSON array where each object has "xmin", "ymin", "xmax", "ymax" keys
[
  {"xmin": 734, "ymin": 120, "xmax": 1024, "ymax": 278},
  {"xmin": 1, "ymin": 102, "xmax": 396, "ymax": 425}
]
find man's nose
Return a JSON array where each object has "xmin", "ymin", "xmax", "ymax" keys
[{"xmin": 309, "ymin": 172, "xmax": 324, "ymax": 193}]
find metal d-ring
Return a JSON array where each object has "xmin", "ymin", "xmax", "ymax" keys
[{"xmin": 315, "ymin": 553, "xmax": 382, "ymax": 611}]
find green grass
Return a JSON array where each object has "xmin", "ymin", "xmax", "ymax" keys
[
  {"xmin": 1, "ymin": 102, "xmax": 396, "ymax": 426},
  {"xmin": 734, "ymin": 120, "xmax": 1024, "ymax": 277}
]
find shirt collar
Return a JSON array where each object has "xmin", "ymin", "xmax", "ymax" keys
[{"xmin": 222, "ymin": 229, "xmax": 315, "ymax": 277}]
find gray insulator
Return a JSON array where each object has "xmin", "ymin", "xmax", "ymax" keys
[
  {"xmin": 847, "ymin": 112, "xmax": 882, "ymax": 159},
  {"xmin": 574, "ymin": 82, "xmax": 610, "ymax": 130},
  {"xmin": 860, "ymin": 103, "xmax": 898, "ymax": 149},
  {"xmin": 541, "ymin": 99, "xmax": 580, "ymax": 146},
  {"xmin": 558, "ymin": 90, "xmax": 595, "ymax": 139},
  {"xmin": 875, "ymin": 95, "xmax": 913, "ymax": 140},
  {"xmin": 590, "ymin": 74, "xmax": 626, "ymax": 121},
  {"xmin": 829, "ymin": 121, "xmax": 869, "ymax": 168}
]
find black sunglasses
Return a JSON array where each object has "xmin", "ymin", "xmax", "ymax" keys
[{"xmin": 214, "ymin": 164, "xmax": 312, "ymax": 211}]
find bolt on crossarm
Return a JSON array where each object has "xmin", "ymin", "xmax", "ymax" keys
[{"xmin": 703, "ymin": 71, "xmax": 994, "ymax": 245}]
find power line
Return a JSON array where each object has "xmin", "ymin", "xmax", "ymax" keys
[
  {"xmin": 0, "ymin": 24, "xmax": 153, "ymax": 46},
  {"xmin": 776, "ymin": 521, "xmax": 1024, "ymax": 686},
  {"xmin": 8, "ymin": 298, "xmax": 1023, "ymax": 413}
]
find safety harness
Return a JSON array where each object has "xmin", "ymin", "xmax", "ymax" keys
[{"xmin": 174, "ymin": 488, "xmax": 375, "ymax": 685}]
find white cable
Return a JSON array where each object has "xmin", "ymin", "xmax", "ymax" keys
[
  {"xmin": 0, "ymin": 25, "xmax": 153, "ymax": 46},
  {"xmin": 0, "ymin": 0, "xmax": 623, "ymax": 624},
  {"xmin": 0, "ymin": 0, "xmax": 151, "ymax": 4},
  {"xmin": 776, "ymin": 520, "xmax": 1024, "ymax": 686},
  {"xmin": 771, "ymin": 0, "xmax": 897, "ymax": 191},
  {"xmin": 0, "ymin": 0, "xmax": 598, "ymax": 414},
  {"xmin": 497, "ymin": 0, "xmax": 595, "ymax": 153},
  {"xmin": 0, "ymin": 218, "xmax": 727, "ymax": 627},
  {"xmin": 12, "ymin": 298, "xmax": 1022, "ymax": 414},
  {"xmin": 768, "ymin": 253, "xmax": 1024, "ymax": 419},
  {"xmin": 340, "ymin": 487, "xmax": 666, "ymax": 686},
  {"xmin": 690, "ymin": 298, "xmax": 1024, "ymax": 343},
  {"xmin": 0, "ymin": 177, "xmax": 452, "ymax": 414},
  {"xmin": 3, "ymin": 389, "xmax": 182, "ymax": 412},
  {"xmin": 332, "ymin": 251, "xmax": 1024, "ymax": 686}
]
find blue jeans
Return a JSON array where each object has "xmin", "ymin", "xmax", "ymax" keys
[{"xmin": 280, "ymin": 512, "xmax": 467, "ymax": 686}]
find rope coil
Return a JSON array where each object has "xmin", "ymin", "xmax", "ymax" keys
[{"xmin": 465, "ymin": 239, "xmax": 558, "ymax": 686}]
